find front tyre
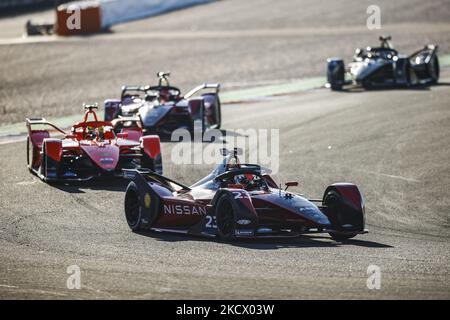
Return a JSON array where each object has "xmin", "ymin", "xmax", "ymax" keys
[
  {"xmin": 124, "ymin": 182, "xmax": 144, "ymax": 231},
  {"xmin": 323, "ymin": 190, "xmax": 357, "ymax": 241},
  {"xmin": 215, "ymin": 194, "xmax": 237, "ymax": 241},
  {"xmin": 327, "ymin": 58, "xmax": 345, "ymax": 91}
]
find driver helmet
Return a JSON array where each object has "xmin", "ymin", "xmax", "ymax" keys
[
  {"xmin": 235, "ymin": 174, "xmax": 249, "ymax": 188},
  {"xmin": 86, "ymin": 126, "xmax": 96, "ymax": 139},
  {"xmin": 159, "ymin": 88, "xmax": 171, "ymax": 103},
  {"xmin": 95, "ymin": 126, "xmax": 105, "ymax": 140}
]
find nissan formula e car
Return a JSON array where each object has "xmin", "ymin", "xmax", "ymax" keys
[
  {"xmin": 26, "ymin": 104, "xmax": 162, "ymax": 182},
  {"xmin": 104, "ymin": 72, "xmax": 221, "ymax": 138},
  {"xmin": 327, "ymin": 36, "xmax": 439, "ymax": 90},
  {"xmin": 123, "ymin": 149, "xmax": 368, "ymax": 241}
]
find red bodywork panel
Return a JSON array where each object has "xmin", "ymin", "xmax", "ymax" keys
[
  {"xmin": 120, "ymin": 128, "xmax": 143, "ymax": 142},
  {"xmin": 44, "ymin": 139, "xmax": 63, "ymax": 162},
  {"xmin": 141, "ymin": 135, "xmax": 161, "ymax": 159},
  {"xmin": 80, "ymin": 142, "xmax": 120, "ymax": 170},
  {"xmin": 29, "ymin": 130, "xmax": 50, "ymax": 167}
]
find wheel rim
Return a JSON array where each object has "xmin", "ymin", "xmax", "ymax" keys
[
  {"xmin": 324, "ymin": 192, "xmax": 342, "ymax": 227},
  {"xmin": 217, "ymin": 199, "xmax": 235, "ymax": 237},
  {"xmin": 125, "ymin": 190, "xmax": 141, "ymax": 227},
  {"xmin": 324, "ymin": 193, "xmax": 339, "ymax": 207}
]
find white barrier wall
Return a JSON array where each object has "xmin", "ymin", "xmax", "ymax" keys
[{"xmin": 99, "ymin": 0, "xmax": 212, "ymax": 28}]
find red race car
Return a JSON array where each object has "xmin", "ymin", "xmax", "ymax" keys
[
  {"xmin": 26, "ymin": 104, "xmax": 162, "ymax": 182},
  {"xmin": 123, "ymin": 149, "xmax": 368, "ymax": 241}
]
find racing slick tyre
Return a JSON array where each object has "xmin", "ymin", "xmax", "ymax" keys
[
  {"xmin": 405, "ymin": 61, "xmax": 413, "ymax": 86},
  {"xmin": 323, "ymin": 190, "xmax": 357, "ymax": 241},
  {"xmin": 215, "ymin": 193, "xmax": 238, "ymax": 241},
  {"xmin": 361, "ymin": 80, "xmax": 372, "ymax": 90},
  {"xmin": 428, "ymin": 56, "xmax": 440, "ymax": 84},
  {"xmin": 208, "ymin": 94, "xmax": 221, "ymax": 130},
  {"xmin": 190, "ymin": 115, "xmax": 206, "ymax": 141},
  {"xmin": 39, "ymin": 141, "xmax": 49, "ymax": 181},
  {"xmin": 26, "ymin": 136, "xmax": 34, "ymax": 172},
  {"xmin": 215, "ymin": 98, "xmax": 221, "ymax": 130},
  {"xmin": 124, "ymin": 182, "xmax": 145, "ymax": 231},
  {"xmin": 327, "ymin": 58, "xmax": 345, "ymax": 91}
]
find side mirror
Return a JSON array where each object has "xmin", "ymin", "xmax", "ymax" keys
[{"xmin": 285, "ymin": 181, "xmax": 299, "ymax": 191}]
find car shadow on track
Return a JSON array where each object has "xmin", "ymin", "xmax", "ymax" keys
[
  {"xmin": 135, "ymin": 230, "xmax": 392, "ymax": 250},
  {"xmin": 335, "ymin": 82, "xmax": 450, "ymax": 93},
  {"xmin": 336, "ymin": 82, "xmax": 450, "ymax": 93},
  {"xmin": 49, "ymin": 178, "xmax": 129, "ymax": 193}
]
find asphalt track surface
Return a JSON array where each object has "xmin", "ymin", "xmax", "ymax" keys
[{"xmin": 0, "ymin": 0, "xmax": 449, "ymax": 299}]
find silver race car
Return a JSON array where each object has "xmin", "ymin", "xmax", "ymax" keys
[{"xmin": 326, "ymin": 36, "xmax": 439, "ymax": 90}]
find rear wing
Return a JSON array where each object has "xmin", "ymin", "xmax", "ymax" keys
[
  {"xmin": 111, "ymin": 115, "xmax": 142, "ymax": 128},
  {"xmin": 26, "ymin": 117, "xmax": 66, "ymax": 135},
  {"xmin": 184, "ymin": 83, "xmax": 220, "ymax": 99},
  {"xmin": 120, "ymin": 85, "xmax": 150, "ymax": 99}
]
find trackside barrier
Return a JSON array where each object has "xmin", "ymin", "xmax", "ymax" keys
[
  {"xmin": 56, "ymin": 1, "xmax": 101, "ymax": 35},
  {"xmin": 55, "ymin": 0, "xmax": 212, "ymax": 36}
]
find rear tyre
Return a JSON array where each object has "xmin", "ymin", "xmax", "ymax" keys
[
  {"xmin": 323, "ymin": 190, "xmax": 357, "ymax": 241},
  {"xmin": 39, "ymin": 141, "xmax": 48, "ymax": 180},
  {"xmin": 361, "ymin": 80, "xmax": 372, "ymax": 90},
  {"xmin": 26, "ymin": 136, "xmax": 33, "ymax": 172},
  {"xmin": 327, "ymin": 58, "xmax": 345, "ymax": 91},
  {"xmin": 213, "ymin": 97, "xmax": 221, "ymax": 130},
  {"xmin": 124, "ymin": 182, "xmax": 144, "ymax": 232},
  {"xmin": 215, "ymin": 194, "xmax": 237, "ymax": 241},
  {"xmin": 330, "ymin": 83, "xmax": 343, "ymax": 91},
  {"xmin": 428, "ymin": 56, "xmax": 439, "ymax": 84}
]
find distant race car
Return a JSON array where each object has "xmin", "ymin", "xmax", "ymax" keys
[
  {"xmin": 104, "ymin": 72, "xmax": 221, "ymax": 137},
  {"xmin": 26, "ymin": 104, "xmax": 162, "ymax": 182},
  {"xmin": 123, "ymin": 149, "xmax": 368, "ymax": 241},
  {"xmin": 326, "ymin": 36, "xmax": 439, "ymax": 90}
]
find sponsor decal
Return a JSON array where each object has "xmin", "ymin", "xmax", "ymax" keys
[
  {"xmin": 237, "ymin": 219, "xmax": 252, "ymax": 225},
  {"xmin": 144, "ymin": 193, "xmax": 151, "ymax": 208},
  {"xmin": 164, "ymin": 204, "xmax": 207, "ymax": 216},
  {"xmin": 235, "ymin": 229, "xmax": 254, "ymax": 236},
  {"xmin": 100, "ymin": 157, "xmax": 114, "ymax": 164}
]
